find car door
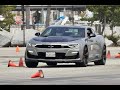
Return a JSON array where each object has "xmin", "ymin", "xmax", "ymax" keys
[
  {"xmin": 86, "ymin": 28, "xmax": 98, "ymax": 60},
  {"xmin": 91, "ymin": 29, "xmax": 102, "ymax": 60}
]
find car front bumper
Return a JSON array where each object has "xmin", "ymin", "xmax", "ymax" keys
[
  {"xmin": 25, "ymin": 58, "xmax": 81, "ymax": 63},
  {"xmin": 25, "ymin": 46, "xmax": 81, "ymax": 63}
]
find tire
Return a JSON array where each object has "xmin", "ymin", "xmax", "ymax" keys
[
  {"xmin": 25, "ymin": 60, "xmax": 38, "ymax": 68},
  {"xmin": 94, "ymin": 45, "xmax": 106, "ymax": 65},
  {"xmin": 76, "ymin": 46, "xmax": 88, "ymax": 67},
  {"xmin": 46, "ymin": 62, "xmax": 57, "ymax": 66}
]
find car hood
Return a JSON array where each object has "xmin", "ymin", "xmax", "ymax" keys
[{"xmin": 32, "ymin": 36, "xmax": 80, "ymax": 42}]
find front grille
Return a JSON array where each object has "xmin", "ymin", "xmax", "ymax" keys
[
  {"xmin": 35, "ymin": 45, "xmax": 69, "ymax": 48},
  {"xmin": 37, "ymin": 52, "xmax": 65, "ymax": 59},
  {"xmin": 27, "ymin": 51, "xmax": 79, "ymax": 59}
]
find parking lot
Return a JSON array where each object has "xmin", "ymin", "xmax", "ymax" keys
[{"xmin": 0, "ymin": 47, "xmax": 120, "ymax": 85}]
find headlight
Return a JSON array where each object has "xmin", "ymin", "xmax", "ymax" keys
[
  {"xmin": 27, "ymin": 43, "xmax": 36, "ymax": 47},
  {"xmin": 69, "ymin": 44, "xmax": 79, "ymax": 48}
]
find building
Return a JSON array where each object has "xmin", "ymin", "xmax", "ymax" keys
[{"xmin": 12, "ymin": 5, "xmax": 86, "ymax": 29}]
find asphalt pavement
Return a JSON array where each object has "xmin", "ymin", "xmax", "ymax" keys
[{"xmin": 0, "ymin": 47, "xmax": 120, "ymax": 85}]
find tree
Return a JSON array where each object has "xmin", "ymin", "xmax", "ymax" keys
[
  {"xmin": 103, "ymin": 6, "xmax": 120, "ymax": 46},
  {"xmin": 107, "ymin": 6, "xmax": 120, "ymax": 36},
  {"xmin": 81, "ymin": 5, "xmax": 110, "ymax": 35},
  {"xmin": 82, "ymin": 5, "xmax": 120, "ymax": 46},
  {"xmin": 0, "ymin": 5, "xmax": 16, "ymax": 32}
]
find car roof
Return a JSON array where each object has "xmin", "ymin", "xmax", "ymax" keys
[{"xmin": 48, "ymin": 25, "xmax": 90, "ymax": 28}]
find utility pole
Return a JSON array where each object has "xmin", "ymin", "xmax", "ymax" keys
[
  {"xmin": 21, "ymin": 5, "xmax": 25, "ymax": 47},
  {"xmin": 45, "ymin": 5, "xmax": 51, "ymax": 28},
  {"xmin": 26, "ymin": 5, "xmax": 30, "ymax": 29}
]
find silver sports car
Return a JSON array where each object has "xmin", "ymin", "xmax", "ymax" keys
[{"xmin": 25, "ymin": 25, "xmax": 106, "ymax": 67}]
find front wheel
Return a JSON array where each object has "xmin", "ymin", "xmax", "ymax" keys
[
  {"xmin": 75, "ymin": 46, "xmax": 88, "ymax": 67},
  {"xmin": 94, "ymin": 45, "xmax": 106, "ymax": 65}
]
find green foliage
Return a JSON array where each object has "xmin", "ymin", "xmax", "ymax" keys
[
  {"xmin": 81, "ymin": 5, "xmax": 120, "ymax": 35},
  {"xmin": 0, "ymin": 5, "xmax": 16, "ymax": 32},
  {"xmin": 86, "ymin": 5, "xmax": 109, "ymax": 23},
  {"xmin": 105, "ymin": 34, "xmax": 120, "ymax": 46},
  {"xmin": 80, "ymin": 17, "xmax": 95, "ymax": 26}
]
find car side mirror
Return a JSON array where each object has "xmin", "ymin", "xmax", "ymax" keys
[
  {"xmin": 90, "ymin": 33, "xmax": 96, "ymax": 37},
  {"xmin": 35, "ymin": 32, "xmax": 40, "ymax": 36}
]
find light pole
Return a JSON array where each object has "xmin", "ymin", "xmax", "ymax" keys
[{"xmin": 21, "ymin": 5, "xmax": 26, "ymax": 47}]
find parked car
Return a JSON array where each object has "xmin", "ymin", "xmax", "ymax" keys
[{"xmin": 25, "ymin": 25, "xmax": 106, "ymax": 67}]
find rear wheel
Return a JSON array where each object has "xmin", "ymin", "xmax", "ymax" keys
[
  {"xmin": 76, "ymin": 46, "xmax": 88, "ymax": 67},
  {"xmin": 25, "ymin": 60, "xmax": 38, "ymax": 68},
  {"xmin": 94, "ymin": 45, "xmax": 106, "ymax": 65},
  {"xmin": 46, "ymin": 62, "xmax": 57, "ymax": 66}
]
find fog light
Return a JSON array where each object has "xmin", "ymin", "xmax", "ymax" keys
[{"xmin": 28, "ymin": 50, "xmax": 33, "ymax": 53}]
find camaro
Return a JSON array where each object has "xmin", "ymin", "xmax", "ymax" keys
[{"xmin": 25, "ymin": 25, "xmax": 106, "ymax": 67}]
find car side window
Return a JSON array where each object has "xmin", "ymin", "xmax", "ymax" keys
[{"xmin": 87, "ymin": 28, "xmax": 93, "ymax": 37}]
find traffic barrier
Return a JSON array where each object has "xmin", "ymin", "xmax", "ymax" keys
[
  {"xmin": 18, "ymin": 57, "xmax": 24, "ymax": 67},
  {"xmin": 106, "ymin": 50, "xmax": 111, "ymax": 59},
  {"xmin": 115, "ymin": 53, "xmax": 120, "ymax": 58},
  {"xmin": 31, "ymin": 70, "xmax": 44, "ymax": 78},
  {"xmin": 8, "ymin": 60, "xmax": 17, "ymax": 67}
]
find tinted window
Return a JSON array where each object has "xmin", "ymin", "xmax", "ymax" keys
[{"xmin": 41, "ymin": 27, "xmax": 85, "ymax": 38}]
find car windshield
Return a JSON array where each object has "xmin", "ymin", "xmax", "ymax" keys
[{"xmin": 41, "ymin": 27, "xmax": 85, "ymax": 38}]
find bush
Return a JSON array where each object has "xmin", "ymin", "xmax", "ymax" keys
[{"xmin": 105, "ymin": 35, "xmax": 120, "ymax": 46}]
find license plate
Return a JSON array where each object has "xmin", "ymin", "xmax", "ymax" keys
[{"xmin": 46, "ymin": 52, "xmax": 55, "ymax": 57}]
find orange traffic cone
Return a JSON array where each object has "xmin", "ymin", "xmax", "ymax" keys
[
  {"xmin": 8, "ymin": 60, "xmax": 17, "ymax": 67},
  {"xmin": 31, "ymin": 70, "xmax": 44, "ymax": 78},
  {"xmin": 18, "ymin": 57, "xmax": 24, "ymax": 67},
  {"xmin": 16, "ymin": 45, "xmax": 20, "ymax": 53},
  {"xmin": 106, "ymin": 50, "xmax": 111, "ymax": 59},
  {"xmin": 115, "ymin": 53, "xmax": 120, "ymax": 58}
]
